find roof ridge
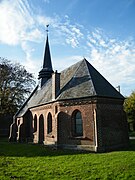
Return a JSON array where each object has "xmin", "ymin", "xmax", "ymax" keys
[
  {"xmin": 83, "ymin": 60, "xmax": 98, "ymax": 96},
  {"xmin": 59, "ymin": 59, "xmax": 83, "ymax": 88},
  {"xmin": 72, "ymin": 59, "xmax": 85, "ymax": 77},
  {"xmin": 57, "ymin": 59, "xmax": 86, "ymax": 100},
  {"xmin": 85, "ymin": 60, "xmax": 124, "ymax": 99},
  {"xmin": 60, "ymin": 59, "xmax": 83, "ymax": 74}
]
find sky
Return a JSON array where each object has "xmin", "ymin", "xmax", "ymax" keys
[{"xmin": 0, "ymin": 0, "xmax": 135, "ymax": 96}]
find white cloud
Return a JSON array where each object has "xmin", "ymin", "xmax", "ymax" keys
[
  {"xmin": 21, "ymin": 28, "xmax": 43, "ymax": 42},
  {"xmin": 0, "ymin": 0, "xmax": 84, "ymax": 65},
  {"xmin": 0, "ymin": 0, "xmax": 55, "ymax": 76},
  {"xmin": 53, "ymin": 55, "xmax": 82, "ymax": 71},
  {"xmin": 87, "ymin": 28, "xmax": 135, "ymax": 95},
  {"xmin": 0, "ymin": 0, "xmax": 35, "ymax": 45},
  {"xmin": 43, "ymin": 0, "xmax": 50, "ymax": 3},
  {"xmin": 0, "ymin": 0, "xmax": 84, "ymax": 49},
  {"xmin": 51, "ymin": 16, "xmax": 84, "ymax": 48},
  {"xmin": 0, "ymin": 0, "xmax": 55, "ymax": 45},
  {"xmin": 36, "ymin": 15, "xmax": 54, "ymax": 27},
  {"xmin": 0, "ymin": 0, "xmax": 135, "ymax": 96},
  {"xmin": 21, "ymin": 41, "xmax": 41, "ymax": 79},
  {"xmin": 21, "ymin": 42, "xmax": 35, "ymax": 69}
]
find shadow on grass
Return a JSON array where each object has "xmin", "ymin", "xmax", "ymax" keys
[
  {"xmin": 0, "ymin": 138, "xmax": 135, "ymax": 157},
  {"xmin": 0, "ymin": 138, "xmax": 88, "ymax": 157}
]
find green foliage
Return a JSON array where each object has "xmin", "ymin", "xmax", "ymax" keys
[
  {"xmin": 129, "ymin": 131, "xmax": 135, "ymax": 137},
  {"xmin": 0, "ymin": 58, "xmax": 36, "ymax": 115},
  {"xmin": 0, "ymin": 140, "xmax": 135, "ymax": 179},
  {"xmin": 124, "ymin": 91, "xmax": 135, "ymax": 123}
]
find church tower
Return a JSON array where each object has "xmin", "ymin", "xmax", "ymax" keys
[{"xmin": 38, "ymin": 26, "xmax": 54, "ymax": 87}]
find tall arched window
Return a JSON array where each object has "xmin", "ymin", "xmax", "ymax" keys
[
  {"xmin": 74, "ymin": 111, "xmax": 83, "ymax": 136},
  {"xmin": 33, "ymin": 114, "xmax": 37, "ymax": 132},
  {"xmin": 39, "ymin": 114, "xmax": 44, "ymax": 143},
  {"xmin": 47, "ymin": 113, "xmax": 52, "ymax": 134}
]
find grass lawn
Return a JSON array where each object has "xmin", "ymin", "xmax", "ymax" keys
[{"xmin": 0, "ymin": 139, "xmax": 135, "ymax": 180}]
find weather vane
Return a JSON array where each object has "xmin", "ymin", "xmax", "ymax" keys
[{"xmin": 46, "ymin": 24, "xmax": 49, "ymax": 33}]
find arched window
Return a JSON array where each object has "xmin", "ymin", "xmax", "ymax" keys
[
  {"xmin": 39, "ymin": 114, "xmax": 44, "ymax": 143},
  {"xmin": 74, "ymin": 111, "xmax": 83, "ymax": 136},
  {"xmin": 33, "ymin": 115, "xmax": 37, "ymax": 132},
  {"xmin": 47, "ymin": 113, "xmax": 52, "ymax": 134}
]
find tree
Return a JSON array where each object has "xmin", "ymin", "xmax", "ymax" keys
[
  {"xmin": 124, "ymin": 91, "xmax": 135, "ymax": 131},
  {"xmin": 0, "ymin": 58, "xmax": 36, "ymax": 115}
]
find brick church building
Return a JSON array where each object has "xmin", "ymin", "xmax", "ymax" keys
[{"xmin": 9, "ymin": 33, "xmax": 129, "ymax": 152}]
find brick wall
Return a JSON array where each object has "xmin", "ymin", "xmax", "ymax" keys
[
  {"xmin": 14, "ymin": 97, "xmax": 129, "ymax": 152},
  {"xmin": 57, "ymin": 99, "xmax": 96, "ymax": 146},
  {"xmin": 96, "ymin": 98, "xmax": 129, "ymax": 151},
  {"xmin": 28, "ymin": 98, "xmax": 96, "ymax": 147}
]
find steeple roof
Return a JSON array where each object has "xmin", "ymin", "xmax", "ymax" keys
[
  {"xmin": 43, "ymin": 34, "xmax": 53, "ymax": 71},
  {"xmin": 38, "ymin": 33, "xmax": 53, "ymax": 87}
]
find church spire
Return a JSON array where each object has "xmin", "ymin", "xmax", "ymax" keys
[{"xmin": 38, "ymin": 25, "xmax": 54, "ymax": 87}]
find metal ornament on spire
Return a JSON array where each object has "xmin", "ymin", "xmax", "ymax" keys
[{"xmin": 46, "ymin": 24, "xmax": 49, "ymax": 33}]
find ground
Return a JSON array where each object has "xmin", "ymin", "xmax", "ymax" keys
[{"xmin": 0, "ymin": 138, "xmax": 135, "ymax": 179}]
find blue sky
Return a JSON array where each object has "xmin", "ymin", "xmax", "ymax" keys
[{"xmin": 0, "ymin": 0, "xmax": 135, "ymax": 96}]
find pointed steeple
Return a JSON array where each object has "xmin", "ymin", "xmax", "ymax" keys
[{"xmin": 38, "ymin": 26, "xmax": 54, "ymax": 87}]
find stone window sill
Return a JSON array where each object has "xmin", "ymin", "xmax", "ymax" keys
[{"xmin": 68, "ymin": 136, "xmax": 90, "ymax": 140}]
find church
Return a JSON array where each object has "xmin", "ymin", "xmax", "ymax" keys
[{"xmin": 9, "ymin": 32, "xmax": 129, "ymax": 152}]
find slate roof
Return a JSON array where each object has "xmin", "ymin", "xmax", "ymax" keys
[{"xmin": 16, "ymin": 59, "xmax": 124, "ymax": 117}]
